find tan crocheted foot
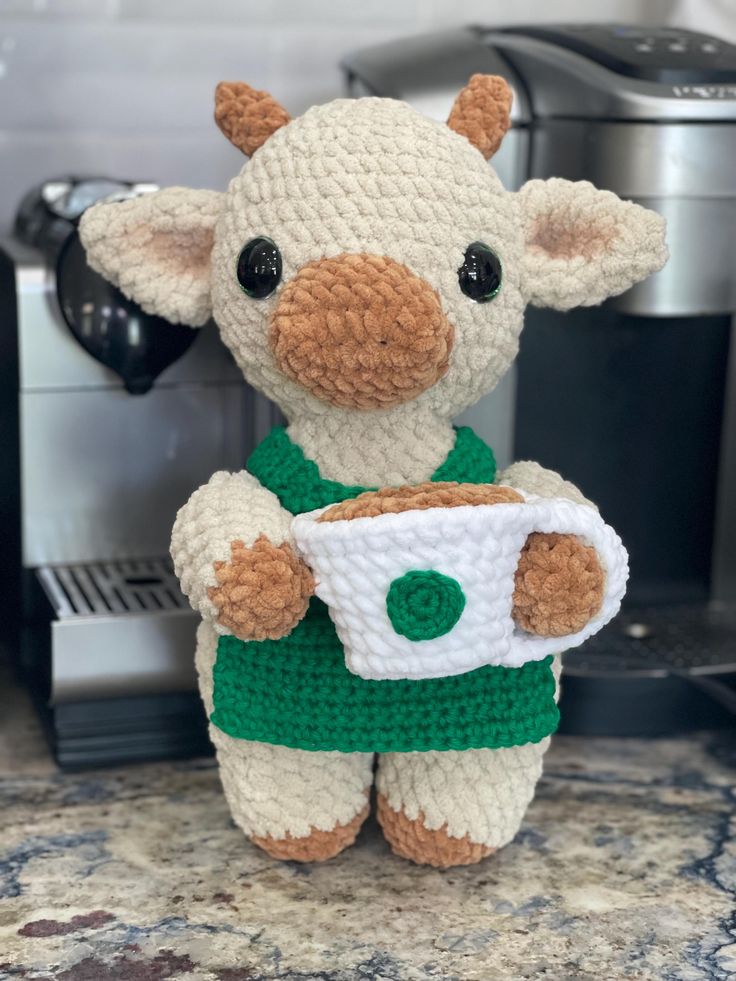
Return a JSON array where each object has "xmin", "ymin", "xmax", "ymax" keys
[
  {"xmin": 250, "ymin": 801, "xmax": 370, "ymax": 862},
  {"xmin": 377, "ymin": 794, "xmax": 494, "ymax": 868}
]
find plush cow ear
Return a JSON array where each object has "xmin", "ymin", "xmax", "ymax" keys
[
  {"xmin": 78, "ymin": 187, "xmax": 224, "ymax": 326},
  {"xmin": 447, "ymin": 74, "xmax": 513, "ymax": 159},
  {"xmin": 215, "ymin": 81, "xmax": 291, "ymax": 156},
  {"xmin": 518, "ymin": 178, "xmax": 668, "ymax": 310}
]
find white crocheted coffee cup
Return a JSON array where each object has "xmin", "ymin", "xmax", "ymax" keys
[{"xmin": 292, "ymin": 490, "xmax": 628, "ymax": 681}]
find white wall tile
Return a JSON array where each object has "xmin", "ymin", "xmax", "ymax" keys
[
  {"xmin": 0, "ymin": 0, "xmax": 682, "ymax": 230},
  {"xmin": 116, "ymin": 0, "xmax": 423, "ymax": 27},
  {"xmin": 0, "ymin": 129, "xmax": 240, "ymax": 192},
  {"xmin": 0, "ymin": 0, "xmax": 119, "ymax": 19},
  {"xmin": 422, "ymin": 0, "xmax": 673, "ymax": 28},
  {"xmin": 0, "ymin": 22, "xmax": 279, "ymax": 131}
]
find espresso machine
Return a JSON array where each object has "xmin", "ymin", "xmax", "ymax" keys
[
  {"xmin": 343, "ymin": 25, "xmax": 736, "ymax": 733},
  {"xmin": 0, "ymin": 179, "xmax": 275, "ymax": 766}
]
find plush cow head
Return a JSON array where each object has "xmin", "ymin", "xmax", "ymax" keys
[{"xmin": 80, "ymin": 77, "xmax": 667, "ymax": 421}]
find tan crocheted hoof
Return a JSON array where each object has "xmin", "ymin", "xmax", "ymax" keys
[
  {"xmin": 377, "ymin": 794, "xmax": 494, "ymax": 868},
  {"xmin": 250, "ymin": 801, "xmax": 370, "ymax": 862}
]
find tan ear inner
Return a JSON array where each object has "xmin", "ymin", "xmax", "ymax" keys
[
  {"xmin": 447, "ymin": 73, "xmax": 513, "ymax": 160},
  {"xmin": 214, "ymin": 81, "xmax": 291, "ymax": 156}
]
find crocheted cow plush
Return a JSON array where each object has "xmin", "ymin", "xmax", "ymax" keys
[{"xmin": 80, "ymin": 76, "xmax": 666, "ymax": 867}]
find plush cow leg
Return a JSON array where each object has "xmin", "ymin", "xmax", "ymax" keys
[
  {"xmin": 195, "ymin": 621, "xmax": 373, "ymax": 861},
  {"xmin": 216, "ymin": 738, "xmax": 372, "ymax": 861},
  {"xmin": 376, "ymin": 739, "xmax": 550, "ymax": 868}
]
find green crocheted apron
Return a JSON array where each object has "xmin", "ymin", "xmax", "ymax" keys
[{"xmin": 209, "ymin": 425, "xmax": 559, "ymax": 753}]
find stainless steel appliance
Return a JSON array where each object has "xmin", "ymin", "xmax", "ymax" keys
[
  {"xmin": 1, "ymin": 179, "xmax": 272, "ymax": 766},
  {"xmin": 343, "ymin": 25, "xmax": 736, "ymax": 733}
]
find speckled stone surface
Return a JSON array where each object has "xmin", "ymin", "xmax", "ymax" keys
[{"xmin": 1, "ymin": 666, "xmax": 735, "ymax": 981}]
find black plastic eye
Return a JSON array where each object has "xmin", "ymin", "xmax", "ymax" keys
[
  {"xmin": 457, "ymin": 241, "xmax": 503, "ymax": 302},
  {"xmin": 236, "ymin": 236, "xmax": 282, "ymax": 299}
]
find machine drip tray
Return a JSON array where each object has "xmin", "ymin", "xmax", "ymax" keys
[
  {"xmin": 38, "ymin": 557, "xmax": 191, "ymax": 619},
  {"xmin": 559, "ymin": 603, "xmax": 736, "ymax": 736},
  {"xmin": 26, "ymin": 558, "xmax": 210, "ymax": 768},
  {"xmin": 36, "ymin": 557, "xmax": 199, "ymax": 703}
]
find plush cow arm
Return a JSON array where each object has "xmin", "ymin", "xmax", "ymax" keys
[
  {"xmin": 170, "ymin": 471, "xmax": 314, "ymax": 641},
  {"xmin": 496, "ymin": 460, "xmax": 595, "ymax": 509},
  {"xmin": 496, "ymin": 461, "xmax": 604, "ymax": 638}
]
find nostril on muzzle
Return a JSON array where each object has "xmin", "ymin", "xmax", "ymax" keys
[{"xmin": 269, "ymin": 253, "xmax": 454, "ymax": 410}]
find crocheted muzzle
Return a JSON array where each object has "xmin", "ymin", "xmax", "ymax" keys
[{"xmin": 269, "ymin": 253, "xmax": 454, "ymax": 409}]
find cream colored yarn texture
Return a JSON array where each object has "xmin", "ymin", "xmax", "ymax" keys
[
  {"xmin": 292, "ymin": 494, "xmax": 628, "ymax": 680},
  {"xmin": 79, "ymin": 186, "xmax": 223, "ymax": 327},
  {"xmin": 211, "ymin": 97, "xmax": 526, "ymax": 424},
  {"xmin": 217, "ymin": 737, "xmax": 373, "ymax": 842},
  {"xmin": 170, "ymin": 470, "xmax": 293, "ymax": 629},
  {"xmin": 519, "ymin": 178, "xmax": 668, "ymax": 311},
  {"xmin": 377, "ymin": 740, "xmax": 550, "ymax": 851},
  {"xmin": 80, "ymin": 99, "xmax": 667, "ymax": 429},
  {"xmin": 498, "ymin": 460, "xmax": 596, "ymax": 509}
]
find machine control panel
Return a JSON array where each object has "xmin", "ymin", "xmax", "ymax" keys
[{"xmin": 501, "ymin": 25, "xmax": 736, "ymax": 84}]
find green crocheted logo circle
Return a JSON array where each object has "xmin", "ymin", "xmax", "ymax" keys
[{"xmin": 386, "ymin": 570, "xmax": 466, "ymax": 642}]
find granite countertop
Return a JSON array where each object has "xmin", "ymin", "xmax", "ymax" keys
[{"xmin": 1, "ymin": 667, "xmax": 735, "ymax": 981}]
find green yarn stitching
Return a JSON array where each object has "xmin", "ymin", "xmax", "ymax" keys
[
  {"xmin": 432, "ymin": 425, "xmax": 496, "ymax": 485},
  {"xmin": 246, "ymin": 424, "xmax": 496, "ymax": 514},
  {"xmin": 211, "ymin": 423, "xmax": 557, "ymax": 754},
  {"xmin": 211, "ymin": 599, "xmax": 558, "ymax": 754},
  {"xmin": 386, "ymin": 570, "xmax": 466, "ymax": 641},
  {"xmin": 246, "ymin": 425, "xmax": 366, "ymax": 514}
]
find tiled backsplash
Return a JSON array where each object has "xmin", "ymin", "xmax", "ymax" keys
[{"xmin": 0, "ymin": 0, "xmax": 673, "ymax": 230}]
